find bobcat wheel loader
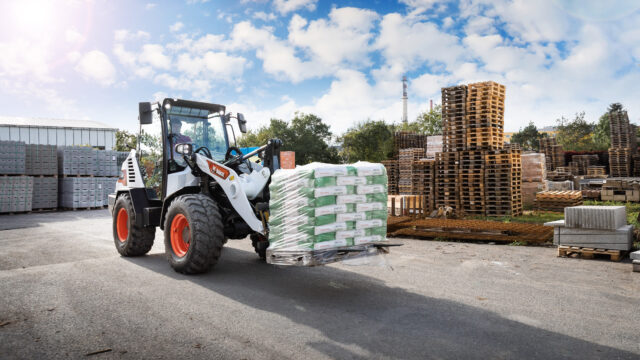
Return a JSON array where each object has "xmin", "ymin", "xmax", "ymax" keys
[{"xmin": 108, "ymin": 99, "xmax": 279, "ymax": 274}]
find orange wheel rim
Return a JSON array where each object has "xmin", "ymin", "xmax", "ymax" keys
[
  {"xmin": 116, "ymin": 208, "xmax": 129, "ymax": 242},
  {"xmin": 170, "ymin": 214, "xmax": 190, "ymax": 257}
]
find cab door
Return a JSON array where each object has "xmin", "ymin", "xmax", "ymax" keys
[{"xmin": 138, "ymin": 110, "xmax": 165, "ymax": 200}]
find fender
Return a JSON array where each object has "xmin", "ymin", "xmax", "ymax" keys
[{"xmin": 194, "ymin": 154, "xmax": 267, "ymax": 234}]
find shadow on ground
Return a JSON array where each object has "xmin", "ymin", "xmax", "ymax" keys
[
  {"xmin": 126, "ymin": 247, "xmax": 638, "ymax": 359},
  {"xmin": 0, "ymin": 209, "xmax": 109, "ymax": 231}
]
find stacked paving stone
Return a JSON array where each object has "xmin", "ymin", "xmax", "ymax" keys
[
  {"xmin": 59, "ymin": 177, "xmax": 117, "ymax": 209},
  {"xmin": 25, "ymin": 144, "xmax": 57, "ymax": 175},
  {"xmin": 32, "ymin": 177, "xmax": 58, "ymax": 209},
  {"xmin": 58, "ymin": 147, "xmax": 98, "ymax": 176},
  {"xmin": 96, "ymin": 150, "xmax": 119, "ymax": 177},
  {"xmin": 546, "ymin": 206, "xmax": 633, "ymax": 251},
  {"xmin": 0, "ymin": 141, "xmax": 26, "ymax": 174},
  {"xmin": 0, "ymin": 176, "xmax": 33, "ymax": 213}
]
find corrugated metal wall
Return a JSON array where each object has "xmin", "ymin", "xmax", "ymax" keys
[{"xmin": 0, "ymin": 126, "xmax": 116, "ymax": 149}]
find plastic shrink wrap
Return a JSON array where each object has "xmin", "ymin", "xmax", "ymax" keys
[{"xmin": 267, "ymin": 162, "xmax": 389, "ymax": 266}]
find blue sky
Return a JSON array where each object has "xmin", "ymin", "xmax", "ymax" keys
[{"xmin": 0, "ymin": 0, "xmax": 639, "ymax": 135}]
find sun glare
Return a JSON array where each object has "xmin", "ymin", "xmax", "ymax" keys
[{"xmin": 10, "ymin": 0, "xmax": 58, "ymax": 34}]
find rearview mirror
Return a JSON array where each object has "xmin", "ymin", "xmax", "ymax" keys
[
  {"xmin": 174, "ymin": 143, "xmax": 193, "ymax": 156},
  {"xmin": 139, "ymin": 102, "xmax": 153, "ymax": 124},
  {"xmin": 237, "ymin": 113, "xmax": 247, "ymax": 133}
]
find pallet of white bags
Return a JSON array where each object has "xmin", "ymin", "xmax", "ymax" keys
[{"xmin": 266, "ymin": 242, "xmax": 400, "ymax": 267}]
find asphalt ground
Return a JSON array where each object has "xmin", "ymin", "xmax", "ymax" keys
[{"xmin": 1, "ymin": 210, "xmax": 639, "ymax": 359}]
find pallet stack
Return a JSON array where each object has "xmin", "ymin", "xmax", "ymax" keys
[
  {"xmin": 535, "ymin": 190, "xmax": 583, "ymax": 211},
  {"xmin": 441, "ymin": 85, "xmax": 467, "ymax": 152},
  {"xmin": 634, "ymin": 154, "xmax": 640, "ymax": 177},
  {"xmin": 25, "ymin": 144, "xmax": 59, "ymax": 210},
  {"xmin": 569, "ymin": 154, "xmax": 599, "ymax": 176},
  {"xmin": 485, "ymin": 147, "xmax": 522, "ymax": 216},
  {"xmin": 586, "ymin": 166, "xmax": 606, "ymax": 178},
  {"xmin": 465, "ymin": 82, "xmax": 505, "ymax": 151},
  {"xmin": 393, "ymin": 132, "xmax": 427, "ymax": 158},
  {"xmin": 0, "ymin": 141, "xmax": 26, "ymax": 174},
  {"xmin": 381, "ymin": 160, "xmax": 398, "ymax": 195},
  {"xmin": 398, "ymin": 148, "xmax": 424, "ymax": 195},
  {"xmin": 412, "ymin": 159, "xmax": 435, "ymax": 212},
  {"xmin": 601, "ymin": 179, "xmax": 639, "ymax": 202},
  {"xmin": 539, "ymin": 137, "xmax": 564, "ymax": 171},
  {"xmin": 458, "ymin": 150, "xmax": 485, "ymax": 216},
  {"xmin": 435, "ymin": 152, "xmax": 459, "ymax": 210},
  {"xmin": 608, "ymin": 110, "xmax": 636, "ymax": 177}
]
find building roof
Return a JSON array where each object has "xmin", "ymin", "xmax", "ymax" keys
[{"xmin": 0, "ymin": 116, "xmax": 117, "ymax": 130}]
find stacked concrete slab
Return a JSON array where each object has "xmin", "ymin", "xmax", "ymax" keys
[
  {"xmin": 26, "ymin": 144, "xmax": 57, "ymax": 175},
  {"xmin": 59, "ymin": 177, "xmax": 118, "ymax": 209},
  {"xmin": 545, "ymin": 205, "xmax": 633, "ymax": 251},
  {"xmin": 0, "ymin": 141, "xmax": 26, "ymax": 174},
  {"xmin": 0, "ymin": 176, "xmax": 33, "ymax": 213},
  {"xmin": 96, "ymin": 150, "xmax": 119, "ymax": 177},
  {"xmin": 32, "ymin": 177, "xmax": 58, "ymax": 209},
  {"xmin": 58, "ymin": 147, "xmax": 98, "ymax": 176}
]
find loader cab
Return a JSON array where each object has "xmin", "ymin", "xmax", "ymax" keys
[{"xmin": 138, "ymin": 99, "xmax": 236, "ymax": 201}]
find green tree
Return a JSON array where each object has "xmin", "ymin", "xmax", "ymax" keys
[
  {"xmin": 555, "ymin": 112, "xmax": 597, "ymax": 151},
  {"xmin": 340, "ymin": 120, "xmax": 394, "ymax": 163},
  {"xmin": 115, "ymin": 130, "xmax": 137, "ymax": 151},
  {"xmin": 236, "ymin": 113, "xmax": 339, "ymax": 165},
  {"xmin": 413, "ymin": 105, "xmax": 443, "ymax": 135},
  {"xmin": 510, "ymin": 121, "xmax": 545, "ymax": 151}
]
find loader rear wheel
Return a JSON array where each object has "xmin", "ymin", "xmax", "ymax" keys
[
  {"xmin": 164, "ymin": 194, "xmax": 224, "ymax": 274},
  {"xmin": 112, "ymin": 194, "xmax": 155, "ymax": 256}
]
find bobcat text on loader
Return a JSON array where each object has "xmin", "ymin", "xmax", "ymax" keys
[{"xmin": 110, "ymin": 98, "xmax": 396, "ymax": 274}]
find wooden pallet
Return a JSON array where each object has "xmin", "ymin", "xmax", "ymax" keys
[{"xmin": 558, "ymin": 246, "xmax": 625, "ymax": 262}]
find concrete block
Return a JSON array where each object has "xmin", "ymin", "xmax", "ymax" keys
[
  {"xmin": 633, "ymin": 260, "xmax": 640, "ymax": 273},
  {"xmin": 631, "ymin": 251, "xmax": 640, "ymax": 261},
  {"xmin": 552, "ymin": 225, "xmax": 633, "ymax": 251},
  {"xmin": 564, "ymin": 206, "xmax": 627, "ymax": 230}
]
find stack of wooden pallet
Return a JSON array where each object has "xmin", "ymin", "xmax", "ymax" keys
[
  {"xmin": 535, "ymin": 190, "xmax": 583, "ymax": 211},
  {"xmin": 466, "ymin": 81, "xmax": 505, "ymax": 151},
  {"xmin": 412, "ymin": 159, "xmax": 435, "ymax": 212},
  {"xmin": 539, "ymin": 138, "xmax": 564, "ymax": 171},
  {"xmin": 634, "ymin": 154, "xmax": 640, "ymax": 177},
  {"xmin": 458, "ymin": 150, "xmax": 485, "ymax": 216},
  {"xmin": 569, "ymin": 154, "xmax": 599, "ymax": 176},
  {"xmin": 382, "ymin": 160, "xmax": 399, "ymax": 195},
  {"xmin": 441, "ymin": 85, "xmax": 467, "ymax": 152},
  {"xmin": 586, "ymin": 166, "xmax": 606, "ymax": 178},
  {"xmin": 435, "ymin": 152, "xmax": 459, "ymax": 210},
  {"xmin": 485, "ymin": 147, "xmax": 523, "ymax": 216},
  {"xmin": 608, "ymin": 110, "xmax": 636, "ymax": 177},
  {"xmin": 398, "ymin": 148, "xmax": 424, "ymax": 195},
  {"xmin": 393, "ymin": 131, "xmax": 427, "ymax": 158}
]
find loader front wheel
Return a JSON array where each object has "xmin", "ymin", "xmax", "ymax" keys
[
  {"xmin": 164, "ymin": 194, "xmax": 224, "ymax": 274},
  {"xmin": 112, "ymin": 194, "xmax": 155, "ymax": 256}
]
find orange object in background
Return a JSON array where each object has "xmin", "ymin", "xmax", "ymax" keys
[{"xmin": 280, "ymin": 151, "xmax": 295, "ymax": 169}]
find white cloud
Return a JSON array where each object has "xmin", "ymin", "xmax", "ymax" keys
[
  {"xmin": 175, "ymin": 51, "xmax": 247, "ymax": 80},
  {"xmin": 114, "ymin": 29, "xmax": 151, "ymax": 42},
  {"xmin": 74, "ymin": 50, "xmax": 117, "ymax": 86},
  {"xmin": 375, "ymin": 13, "xmax": 464, "ymax": 72},
  {"xmin": 65, "ymin": 29, "xmax": 85, "ymax": 44},
  {"xmin": 145, "ymin": 3, "xmax": 157, "ymax": 9},
  {"xmin": 273, "ymin": 0, "xmax": 317, "ymax": 15},
  {"xmin": 138, "ymin": 44, "xmax": 171, "ymax": 69},
  {"xmin": 0, "ymin": 40, "xmax": 53, "ymax": 81},
  {"xmin": 170, "ymin": 22, "xmax": 184, "ymax": 32},
  {"xmin": 288, "ymin": 8, "xmax": 379, "ymax": 67},
  {"xmin": 253, "ymin": 11, "xmax": 277, "ymax": 21}
]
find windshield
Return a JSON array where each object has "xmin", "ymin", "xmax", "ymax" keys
[{"xmin": 166, "ymin": 106, "xmax": 228, "ymax": 161}]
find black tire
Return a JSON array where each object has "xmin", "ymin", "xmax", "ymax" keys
[
  {"xmin": 164, "ymin": 194, "xmax": 225, "ymax": 274},
  {"xmin": 251, "ymin": 233, "xmax": 268, "ymax": 260},
  {"xmin": 113, "ymin": 193, "xmax": 155, "ymax": 256}
]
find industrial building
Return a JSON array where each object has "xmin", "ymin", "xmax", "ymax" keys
[{"xmin": 0, "ymin": 116, "xmax": 117, "ymax": 150}]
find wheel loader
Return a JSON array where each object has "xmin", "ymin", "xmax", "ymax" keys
[{"xmin": 110, "ymin": 98, "xmax": 395, "ymax": 274}]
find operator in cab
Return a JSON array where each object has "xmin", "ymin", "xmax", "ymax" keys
[{"xmin": 169, "ymin": 118, "xmax": 192, "ymax": 166}]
